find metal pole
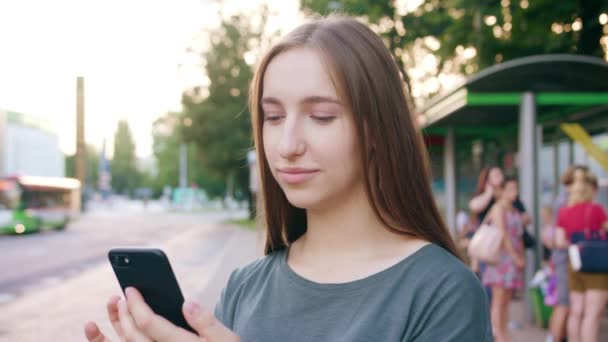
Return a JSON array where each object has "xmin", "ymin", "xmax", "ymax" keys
[
  {"xmin": 519, "ymin": 92, "xmax": 538, "ymax": 323},
  {"xmin": 568, "ymin": 139, "xmax": 575, "ymax": 165},
  {"xmin": 553, "ymin": 133, "xmax": 560, "ymax": 198},
  {"xmin": 444, "ymin": 127, "xmax": 457, "ymax": 237},
  {"xmin": 76, "ymin": 77, "xmax": 86, "ymax": 211},
  {"xmin": 0, "ymin": 110, "xmax": 6, "ymax": 176},
  {"xmin": 179, "ymin": 143, "xmax": 187, "ymax": 188},
  {"xmin": 535, "ymin": 124, "xmax": 543, "ymax": 265}
]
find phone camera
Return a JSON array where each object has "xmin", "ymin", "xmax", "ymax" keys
[{"xmin": 112, "ymin": 255, "xmax": 132, "ymax": 267}]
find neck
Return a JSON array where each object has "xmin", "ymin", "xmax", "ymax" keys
[
  {"xmin": 498, "ymin": 198, "xmax": 512, "ymax": 208},
  {"xmin": 568, "ymin": 189, "xmax": 589, "ymax": 205},
  {"xmin": 297, "ymin": 183, "xmax": 401, "ymax": 259}
]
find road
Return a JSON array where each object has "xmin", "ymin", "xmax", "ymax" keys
[{"xmin": 0, "ymin": 199, "xmax": 244, "ymax": 306}]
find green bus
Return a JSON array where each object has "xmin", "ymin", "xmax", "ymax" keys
[{"xmin": 0, "ymin": 176, "xmax": 81, "ymax": 234}]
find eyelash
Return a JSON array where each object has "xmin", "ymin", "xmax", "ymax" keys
[
  {"xmin": 263, "ymin": 114, "xmax": 284, "ymax": 122},
  {"xmin": 311, "ymin": 115, "xmax": 335, "ymax": 123},
  {"xmin": 262, "ymin": 113, "xmax": 336, "ymax": 123}
]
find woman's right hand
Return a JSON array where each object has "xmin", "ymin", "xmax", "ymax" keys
[
  {"xmin": 84, "ymin": 289, "xmax": 240, "ymax": 342},
  {"xmin": 85, "ymin": 295, "xmax": 123, "ymax": 341}
]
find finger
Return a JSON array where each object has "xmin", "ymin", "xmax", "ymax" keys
[
  {"xmin": 84, "ymin": 321, "xmax": 111, "ymax": 342},
  {"xmin": 125, "ymin": 287, "xmax": 197, "ymax": 342},
  {"xmin": 117, "ymin": 298, "xmax": 152, "ymax": 342},
  {"xmin": 183, "ymin": 302, "xmax": 240, "ymax": 341},
  {"xmin": 107, "ymin": 295, "xmax": 124, "ymax": 337}
]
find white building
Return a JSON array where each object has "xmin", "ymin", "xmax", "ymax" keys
[{"xmin": 0, "ymin": 109, "xmax": 65, "ymax": 177}]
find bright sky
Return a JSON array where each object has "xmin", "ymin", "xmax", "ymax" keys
[{"xmin": 0, "ymin": 0, "xmax": 301, "ymax": 157}]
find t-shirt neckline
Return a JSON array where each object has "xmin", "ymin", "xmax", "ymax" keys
[{"xmin": 279, "ymin": 243, "xmax": 435, "ymax": 293}]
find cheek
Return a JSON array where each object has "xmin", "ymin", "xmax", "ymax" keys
[
  {"xmin": 262, "ymin": 128, "xmax": 278, "ymax": 160},
  {"xmin": 323, "ymin": 122, "xmax": 358, "ymax": 160}
]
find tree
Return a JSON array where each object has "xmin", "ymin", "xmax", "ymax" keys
[
  {"xmin": 302, "ymin": 0, "xmax": 608, "ymax": 100},
  {"xmin": 65, "ymin": 144, "xmax": 99, "ymax": 188},
  {"xmin": 111, "ymin": 120, "xmax": 138, "ymax": 195},
  {"xmin": 151, "ymin": 113, "xmax": 180, "ymax": 195},
  {"xmin": 151, "ymin": 112, "xmax": 225, "ymax": 198},
  {"xmin": 181, "ymin": 13, "xmax": 270, "ymax": 205}
]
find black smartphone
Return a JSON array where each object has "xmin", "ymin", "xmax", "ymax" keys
[{"xmin": 108, "ymin": 248, "xmax": 194, "ymax": 333}]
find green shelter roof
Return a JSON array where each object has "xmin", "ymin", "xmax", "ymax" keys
[{"xmin": 419, "ymin": 54, "xmax": 608, "ymax": 138}]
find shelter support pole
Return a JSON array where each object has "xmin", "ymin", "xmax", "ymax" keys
[
  {"xmin": 0, "ymin": 110, "xmax": 5, "ymax": 176},
  {"xmin": 553, "ymin": 132, "xmax": 560, "ymax": 198},
  {"xmin": 535, "ymin": 124, "xmax": 544, "ymax": 266},
  {"xmin": 444, "ymin": 127, "xmax": 457, "ymax": 237},
  {"xmin": 519, "ymin": 92, "xmax": 539, "ymax": 323}
]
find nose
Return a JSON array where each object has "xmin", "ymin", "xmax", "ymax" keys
[{"xmin": 278, "ymin": 115, "xmax": 305, "ymax": 159}]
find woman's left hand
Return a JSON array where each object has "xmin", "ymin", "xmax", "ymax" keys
[{"xmin": 84, "ymin": 287, "xmax": 240, "ymax": 342}]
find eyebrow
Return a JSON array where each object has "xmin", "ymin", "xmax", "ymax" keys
[{"xmin": 261, "ymin": 96, "xmax": 342, "ymax": 106}]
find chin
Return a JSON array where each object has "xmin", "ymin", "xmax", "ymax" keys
[{"xmin": 283, "ymin": 188, "xmax": 327, "ymax": 210}]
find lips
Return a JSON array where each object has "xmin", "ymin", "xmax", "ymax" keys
[{"xmin": 277, "ymin": 167, "xmax": 319, "ymax": 185}]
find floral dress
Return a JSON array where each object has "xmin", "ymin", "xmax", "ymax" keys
[{"xmin": 482, "ymin": 209, "xmax": 524, "ymax": 289}]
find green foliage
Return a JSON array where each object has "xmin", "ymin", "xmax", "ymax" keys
[
  {"xmin": 150, "ymin": 113, "xmax": 180, "ymax": 194},
  {"xmin": 65, "ymin": 144, "xmax": 99, "ymax": 188},
  {"xmin": 151, "ymin": 112, "xmax": 225, "ymax": 198},
  {"xmin": 226, "ymin": 217, "xmax": 257, "ymax": 230},
  {"xmin": 111, "ymin": 120, "xmax": 138, "ymax": 195},
  {"xmin": 181, "ymin": 13, "xmax": 269, "ymax": 198},
  {"xmin": 302, "ymin": 0, "xmax": 608, "ymax": 78}
]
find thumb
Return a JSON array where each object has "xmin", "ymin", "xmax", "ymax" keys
[{"xmin": 182, "ymin": 302, "xmax": 240, "ymax": 342}]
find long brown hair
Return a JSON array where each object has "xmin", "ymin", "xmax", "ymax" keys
[
  {"xmin": 474, "ymin": 166, "xmax": 501, "ymax": 195},
  {"xmin": 562, "ymin": 165, "xmax": 595, "ymax": 205},
  {"xmin": 250, "ymin": 16, "xmax": 460, "ymax": 258}
]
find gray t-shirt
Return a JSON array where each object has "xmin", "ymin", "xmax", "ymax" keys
[{"xmin": 215, "ymin": 244, "xmax": 493, "ymax": 341}]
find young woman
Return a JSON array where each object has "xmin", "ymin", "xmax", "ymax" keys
[
  {"xmin": 556, "ymin": 166, "xmax": 608, "ymax": 342},
  {"xmin": 470, "ymin": 167, "xmax": 505, "ymax": 222},
  {"xmin": 84, "ymin": 16, "xmax": 492, "ymax": 342},
  {"xmin": 469, "ymin": 166, "xmax": 530, "ymax": 226},
  {"xmin": 482, "ymin": 177, "xmax": 525, "ymax": 342}
]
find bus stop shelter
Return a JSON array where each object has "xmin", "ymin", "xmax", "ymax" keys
[{"xmin": 418, "ymin": 54, "xmax": 608, "ymax": 320}]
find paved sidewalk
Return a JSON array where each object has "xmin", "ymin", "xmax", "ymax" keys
[
  {"xmin": 509, "ymin": 298, "xmax": 608, "ymax": 341},
  {"xmin": 0, "ymin": 222, "xmax": 263, "ymax": 341}
]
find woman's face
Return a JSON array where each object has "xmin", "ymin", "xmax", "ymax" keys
[
  {"xmin": 569, "ymin": 169, "xmax": 587, "ymax": 197},
  {"xmin": 488, "ymin": 168, "xmax": 504, "ymax": 188},
  {"xmin": 261, "ymin": 47, "xmax": 363, "ymax": 210},
  {"xmin": 502, "ymin": 181, "xmax": 518, "ymax": 202}
]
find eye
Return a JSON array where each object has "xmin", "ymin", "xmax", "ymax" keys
[
  {"xmin": 311, "ymin": 113, "xmax": 336, "ymax": 123},
  {"xmin": 263, "ymin": 112, "xmax": 285, "ymax": 123}
]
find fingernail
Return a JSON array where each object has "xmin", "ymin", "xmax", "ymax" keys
[
  {"xmin": 185, "ymin": 302, "xmax": 200, "ymax": 316},
  {"xmin": 125, "ymin": 287, "xmax": 134, "ymax": 298}
]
